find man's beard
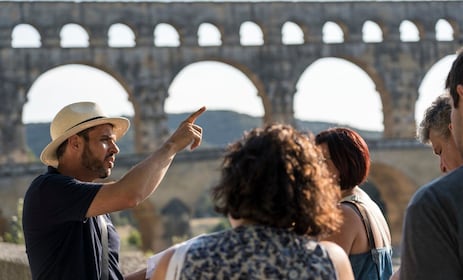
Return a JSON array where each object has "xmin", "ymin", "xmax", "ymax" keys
[{"xmin": 82, "ymin": 144, "xmax": 111, "ymax": 179}]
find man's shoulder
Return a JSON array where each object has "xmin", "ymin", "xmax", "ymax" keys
[
  {"xmin": 30, "ymin": 168, "xmax": 69, "ymax": 187},
  {"xmin": 409, "ymin": 167, "xmax": 463, "ymax": 206},
  {"xmin": 424, "ymin": 166, "xmax": 463, "ymax": 190}
]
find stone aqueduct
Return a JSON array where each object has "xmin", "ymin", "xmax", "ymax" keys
[{"xmin": 0, "ymin": 0, "xmax": 462, "ymax": 251}]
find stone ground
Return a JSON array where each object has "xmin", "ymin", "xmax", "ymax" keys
[{"xmin": 0, "ymin": 242, "xmax": 146, "ymax": 278}]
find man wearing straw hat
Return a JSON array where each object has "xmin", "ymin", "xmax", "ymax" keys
[{"xmin": 22, "ymin": 101, "xmax": 205, "ymax": 280}]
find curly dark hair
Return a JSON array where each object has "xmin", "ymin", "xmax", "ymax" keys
[{"xmin": 211, "ymin": 124, "xmax": 341, "ymax": 236}]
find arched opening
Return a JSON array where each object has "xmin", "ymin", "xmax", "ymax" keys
[
  {"xmin": 415, "ymin": 55, "xmax": 457, "ymax": 126},
  {"xmin": 294, "ymin": 58, "xmax": 383, "ymax": 134},
  {"xmin": 166, "ymin": 61, "xmax": 263, "ymax": 147},
  {"xmin": 435, "ymin": 19, "xmax": 454, "ymax": 41},
  {"xmin": 400, "ymin": 20, "xmax": 420, "ymax": 42},
  {"xmin": 322, "ymin": 21, "xmax": 344, "ymax": 43},
  {"xmin": 154, "ymin": 23, "xmax": 180, "ymax": 47},
  {"xmin": 60, "ymin": 23, "xmax": 89, "ymax": 48},
  {"xmin": 108, "ymin": 23, "xmax": 136, "ymax": 48},
  {"xmin": 240, "ymin": 21, "xmax": 264, "ymax": 46},
  {"xmin": 281, "ymin": 21, "xmax": 304, "ymax": 45},
  {"xmin": 11, "ymin": 23, "xmax": 41, "ymax": 48},
  {"xmin": 23, "ymin": 64, "xmax": 135, "ymax": 158},
  {"xmin": 198, "ymin": 23, "xmax": 222, "ymax": 46},
  {"xmin": 362, "ymin": 20, "xmax": 383, "ymax": 43}
]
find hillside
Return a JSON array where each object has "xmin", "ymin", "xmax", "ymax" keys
[{"xmin": 25, "ymin": 110, "xmax": 382, "ymax": 159}]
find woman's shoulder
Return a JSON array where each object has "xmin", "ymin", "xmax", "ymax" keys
[{"xmin": 320, "ymin": 241, "xmax": 355, "ymax": 280}]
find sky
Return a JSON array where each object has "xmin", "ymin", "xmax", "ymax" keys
[{"xmin": 16, "ymin": 1, "xmax": 457, "ymax": 132}]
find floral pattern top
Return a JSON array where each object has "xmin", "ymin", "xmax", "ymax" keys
[{"xmin": 180, "ymin": 225, "xmax": 338, "ymax": 280}]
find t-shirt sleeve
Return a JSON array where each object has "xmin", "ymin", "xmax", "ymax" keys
[{"xmin": 38, "ymin": 174, "xmax": 102, "ymax": 225}]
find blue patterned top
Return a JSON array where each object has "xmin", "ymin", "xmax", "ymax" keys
[{"xmin": 180, "ymin": 225, "xmax": 338, "ymax": 279}]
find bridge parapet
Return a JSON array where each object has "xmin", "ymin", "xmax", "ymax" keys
[{"xmin": 0, "ymin": 141, "xmax": 426, "ymax": 177}]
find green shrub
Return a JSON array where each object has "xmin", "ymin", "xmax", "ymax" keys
[{"xmin": 4, "ymin": 198, "xmax": 24, "ymax": 244}]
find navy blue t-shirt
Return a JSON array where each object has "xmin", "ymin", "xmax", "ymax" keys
[{"xmin": 22, "ymin": 166, "xmax": 124, "ymax": 280}]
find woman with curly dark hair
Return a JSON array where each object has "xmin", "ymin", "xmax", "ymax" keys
[
  {"xmin": 147, "ymin": 124, "xmax": 353, "ymax": 280},
  {"xmin": 315, "ymin": 127, "xmax": 393, "ymax": 280}
]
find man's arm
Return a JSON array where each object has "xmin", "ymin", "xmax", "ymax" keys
[{"xmin": 87, "ymin": 106, "xmax": 206, "ymax": 217}]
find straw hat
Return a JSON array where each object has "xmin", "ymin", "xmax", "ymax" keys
[{"xmin": 40, "ymin": 101, "xmax": 130, "ymax": 167}]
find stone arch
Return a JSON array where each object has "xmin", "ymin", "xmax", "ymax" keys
[
  {"xmin": 108, "ymin": 23, "xmax": 136, "ymax": 48},
  {"xmin": 400, "ymin": 20, "xmax": 420, "ymax": 42},
  {"xmin": 322, "ymin": 21, "xmax": 345, "ymax": 43},
  {"xmin": 281, "ymin": 21, "xmax": 304, "ymax": 45},
  {"xmin": 154, "ymin": 23, "xmax": 180, "ymax": 47},
  {"xmin": 240, "ymin": 21, "xmax": 264, "ymax": 46},
  {"xmin": 294, "ymin": 57, "xmax": 384, "ymax": 132},
  {"xmin": 60, "ymin": 23, "xmax": 89, "ymax": 48},
  {"xmin": 435, "ymin": 19, "xmax": 454, "ymax": 41},
  {"xmin": 368, "ymin": 161, "xmax": 418, "ymax": 247},
  {"xmin": 198, "ymin": 23, "xmax": 222, "ymax": 46},
  {"xmin": 416, "ymin": 54, "xmax": 456, "ymax": 126},
  {"xmin": 345, "ymin": 56, "xmax": 395, "ymax": 137},
  {"xmin": 22, "ymin": 63, "xmax": 135, "ymax": 155},
  {"xmin": 362, "ymin": 20, "xmax": 383, "ymax": 43},
  {"xmin": 441, "ymin": 18, "xmax": 460, "ymax": 40},
  {"xmin": 166, "ymin": 59, "xmax": 271, "ymax": 125},
  {"xmin": 11, "ymin": 23, "xmax": 41, "ymax": 48}
]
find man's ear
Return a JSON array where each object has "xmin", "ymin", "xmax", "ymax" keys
[
  {"xmin": 457, "ymin": 84, "xmax": 463, "ymax": 98},
  {"xmin": 67, "ymin": 135, "xmax": 81, "ymax": 150}
]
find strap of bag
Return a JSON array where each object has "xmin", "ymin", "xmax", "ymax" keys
[
  {"xmin": 341, "ymin": 200, "xmax": 381, "ymax": 279},
  {"xmin": 342, "ymin": 201, "xmax": 376, "ymax": 251},
  {"xmin": 98, "ymin": 215, "xmax": 109, "ymax": 280},
  {"xmin": 165, "ymin": 234, "xmax": 204, "ymax": 280},
  {"xmin": 165, "ymin": 239, "xmax": 195, "ymax": 280}
]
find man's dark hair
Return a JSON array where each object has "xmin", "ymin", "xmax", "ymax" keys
[
  {"xmin": 445, "ymin": 48, "xmax": 463, "ymax": 108},
  {"xmin": 55, "ymin": 127, "xmax": 92, "ymax": 159}
]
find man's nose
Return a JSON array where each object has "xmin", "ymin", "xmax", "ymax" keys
[{"xmin": 110, "ymin": 142, "xmax": 120, "ymax": 154}]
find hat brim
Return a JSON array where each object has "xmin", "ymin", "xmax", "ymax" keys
[{"xmin": 40, "ymin": 117, "xmax": 130, "ymax": 167}]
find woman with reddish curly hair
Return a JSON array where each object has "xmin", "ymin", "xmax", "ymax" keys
[
  {"xmin": 315, "ymin": 127, "xmax": 393, "ymax": 280},
  {"xmin": 147, "ymin": 124, "xmax": 353, "ymax": 280}
]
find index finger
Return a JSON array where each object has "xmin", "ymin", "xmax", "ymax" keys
[{"xmin": 185, "ymin": 106, "xmax": 206, "ymax": 123}]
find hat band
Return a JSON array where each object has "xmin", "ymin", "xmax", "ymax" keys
[{"xmin": 66, "ymin": 116, "xmax": 105, "ymax": 132}]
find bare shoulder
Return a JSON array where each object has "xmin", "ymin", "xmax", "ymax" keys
[
  {"xmin": 320, "ymin": 240, "xmax": 348, "ymax": 260},
  {"xmin": 338, "ymin": 203, "xmax": 365, "ymax": 237},
  {"xmin": 150, "ymin": 247, "xmax": 176, "ymax": 280},
  {"xmin": 320, "ymin": 241, "xmax": 354, "ymax": 280},
  {"xmin": 339, "ymin": 203, "xmax": 363, "ymax": 224}
]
